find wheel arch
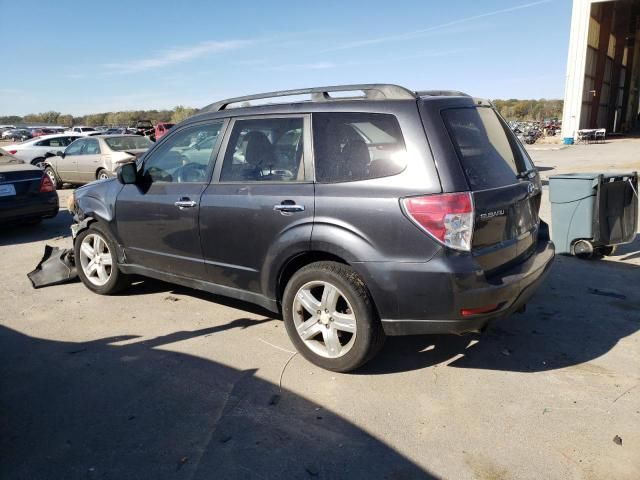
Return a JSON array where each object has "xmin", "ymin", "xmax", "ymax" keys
[
  {"xmin": 95, "ymin": 167, "xmax": 107, "ymax": 179},
  {"xmin": 42, "ymin": 160, "xmax": 58, "ymax": 175},
  {"xmin": 275, "ymin": 251, "xmax": 350, "ymax": 304}
]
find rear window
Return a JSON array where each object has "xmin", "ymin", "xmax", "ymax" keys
[
  {"xmin": 313, "ymin": 112, "xmax": 406, "ymax": 183},
  {"xmin": 105, "ymin": 136, "xmax": 153, "ymax": 151},
  {"xmin": 442, "ymin": 107, "xmax": 524, "ymax": 190}
]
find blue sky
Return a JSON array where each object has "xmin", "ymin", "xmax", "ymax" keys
[{"xmin": 0, "ymin": 0, "xmax": 572, "ymax": 116}]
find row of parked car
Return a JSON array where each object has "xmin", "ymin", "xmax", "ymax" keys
[
  {"xmin": 0, "ymin": 121, "xmax": 174, "ymax": 142},
  {"xmin": 3, "ymin": 132, "xmax": 154, "ymax": 185}
]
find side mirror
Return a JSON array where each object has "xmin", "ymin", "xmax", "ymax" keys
[
  {"xmin": 117, "ymin": 162, "xmax": 138, "ymax": 185},
  {"xmin": 56, "ymin": 150, "xmax": 65, "ymax": 158}
]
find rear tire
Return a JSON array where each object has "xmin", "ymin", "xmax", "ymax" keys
[
  {"xmin": 572, "ymin": 239, "xmax": 594, "ymax": 259},
  {"xmin": 96, "ymin": 169, "xmax": 110, "ymax": 181},
  {"xmin": 31, "ymin": 157, "xmax": 45, "ymax": 168},
  {"xmin": 74, "ymin": 223, "xmax": 130, "ymax": 295},
  {"xmin": 282, "ymin": 261, "xmax": 385, "ymax": 372},
  {"xmin": 44, "ymin": 166, "xmax": 59, "ymax": 189}
]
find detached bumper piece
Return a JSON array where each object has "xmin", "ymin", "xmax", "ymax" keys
[{"xmin": 27, "ymin": 245, "xmax": 77, "ymax": 289}]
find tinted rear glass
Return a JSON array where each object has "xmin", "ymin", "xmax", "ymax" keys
[
  {"xmin": 105, "ymin": 136, "xmax": 153, "ymax": 151},
  {"xmin": 442, "ymin": 107, "xmax": 523, "ymax": 190}
]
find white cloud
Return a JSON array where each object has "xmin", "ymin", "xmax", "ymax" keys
[
  {"xmin": 322, "ymin": 0, "xmax": 554, "ymax": 52},
  {"xmin": 102, "ymin": 39, "xmax": 253, "ymax": 74}
]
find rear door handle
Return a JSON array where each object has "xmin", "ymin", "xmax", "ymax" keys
[
  {"xmin": 175, "ymin": 197, "xmax": 197, "ymax": 209},
  {"xmin": 274, "ymin": 203, "xmax": 305, "ymax": 214}
]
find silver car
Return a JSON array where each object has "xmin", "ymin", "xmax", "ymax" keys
[
  {"xmin": 3, "ymin": 134, "xmax": 81, "ymax": 166},
  {"xmin": 43, "ymin": 135, "xmax": 152, "ymax": 188}
]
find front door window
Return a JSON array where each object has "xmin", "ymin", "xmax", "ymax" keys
[{"xmin": 143, "ymin": 123, "xmax": 223, "ymax": 183}]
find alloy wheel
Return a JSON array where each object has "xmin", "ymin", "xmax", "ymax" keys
[
  {"xmin": 79, "ymin": 233, "xmax": 113, "ymax": 286},
  {"xmin": 292, "ymin": 281, "xmax": 357, "ymax": 358}
]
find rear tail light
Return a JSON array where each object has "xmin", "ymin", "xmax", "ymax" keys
[
  {"xmin": 8, "ymin": 150, "xmax": 17, "ymax": 154},
  {"xmin": 39, "ymin": 174, "xmax": 55, "ymax": 193},
  {"xmin": 401, "ymin": 192, "xmax": 474, "ymax": 251}
]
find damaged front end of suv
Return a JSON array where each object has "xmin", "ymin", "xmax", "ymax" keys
[{"xmin": 68, "ymin": 178, "xmax": 122, "ymax": 242}]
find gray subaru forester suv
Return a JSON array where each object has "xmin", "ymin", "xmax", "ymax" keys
[{"xmin": 70, "ymin": 84, "xmax": 554, "ymax": 372}]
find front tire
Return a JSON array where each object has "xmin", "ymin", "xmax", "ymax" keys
[
  {"xmin": 282, "ymin": 261, "xmax": 385, "ymax": 372},
  {"xmin": 74, "ymin": 223, "xmax": 130, "ymax": 295}
]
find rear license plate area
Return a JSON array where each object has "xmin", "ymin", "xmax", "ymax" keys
[{"xmin": 0, "ymin": 184, "xmax": 16, "ymax": 197}]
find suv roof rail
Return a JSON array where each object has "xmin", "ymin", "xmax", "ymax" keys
[
  {"xmin": 417, "ymin": 90, "xmax": 471, "ymax": 97},
  {"xmin": 199, "ymin": 84, "xmax": 417, "ymax": 113}
]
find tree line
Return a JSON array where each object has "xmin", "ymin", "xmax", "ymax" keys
[
  {"xmin": 0, "ymin": 106, "xmax": 197, "ymax": 127},
  {"xmin": 1, "ymin": 99, "xmax": 563, "ymax": 127},
  {"xmin": 492, "ymin": 99, "xmax": 563, "ymax": 121}
]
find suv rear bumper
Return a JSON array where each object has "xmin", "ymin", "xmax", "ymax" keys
[{"xmin": 355, "ymin": 239, "xmax": 555, "ymax": 336}]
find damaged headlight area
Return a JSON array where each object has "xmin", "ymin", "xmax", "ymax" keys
[{"xmin": 66, "ymin": 191, "xmax": 76, "ymax": 214}]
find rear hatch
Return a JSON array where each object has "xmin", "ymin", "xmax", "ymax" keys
[{"xmin": 439, "ymin": 105, "xmax": 542, "ymax": 274}]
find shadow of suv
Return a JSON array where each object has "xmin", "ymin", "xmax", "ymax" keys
[{"xmin": 69, "ymin": 84, "xmax": 554, "ymax": 372}]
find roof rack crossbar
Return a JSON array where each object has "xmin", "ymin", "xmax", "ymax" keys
[{"xmin": 199, "ymin": 84, "xmax": 416, "ymax": 112}]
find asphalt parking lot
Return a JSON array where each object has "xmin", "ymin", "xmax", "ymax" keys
[{"xmin": 1, "ymin": 140, "xmax": 639, "ymax": 479}]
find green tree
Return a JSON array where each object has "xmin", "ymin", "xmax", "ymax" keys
[
  {"xmin": 492, "ymin": 99, "xmax": 563, "ymax": 122},
  {"xmin": 170, "ymin": 106, "xmax": 196, "ymax": 124},
  {"xmin": 57, "ymin": 115, "xmax": 73, "ymax": 127},
  {"xmin": 0, "ymin": 115, "xmax": 22, "ymax": 124},
  {"xmin": 40, "ymin": 111, "xmax": 60, "ymax": 124},
  {"xmin": 85, "ymin": 113, "xmax": 107, "ymax": 126},
  {"xmin": 23, "ymin": 113, "xmax": 43, "ymax": 123}
]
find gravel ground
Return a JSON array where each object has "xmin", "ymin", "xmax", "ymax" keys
[{"xmin": 1, "ymin": 139, "xmax": 638, "ymax": 479}]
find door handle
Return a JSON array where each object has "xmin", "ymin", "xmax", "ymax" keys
[
  {"xmin": 274, "ymin": 202, "xmax": 305, "ymax": 214},
  {"xmin": 174, "ymin": 198, "xmax": 197, "ymax": 209}
]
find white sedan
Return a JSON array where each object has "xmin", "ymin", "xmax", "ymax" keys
[{"xmin": 3, "ymin": 134, "xmax": 82, "ymax": 166}]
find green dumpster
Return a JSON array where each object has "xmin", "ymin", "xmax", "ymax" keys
[{"xmin": 549, "ymin": 172, "xmax": 638, "ymax": 257}]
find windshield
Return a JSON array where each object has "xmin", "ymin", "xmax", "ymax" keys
[
  {"xmin": 105, "ymin": 136, "xmax": 153, "ymax": 151},
  {"xmin": 81, "ymin": 127, "xmax": 96, "ymax": 132}
]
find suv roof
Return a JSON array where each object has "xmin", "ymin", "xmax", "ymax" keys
[{"xmin": 198, "ymin": 83, "xmax": 493, "ymax": 114}]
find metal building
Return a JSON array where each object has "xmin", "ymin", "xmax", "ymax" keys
[{"xmin": 562, "ymin": 0, "xmax": 640, "ymax": 139}]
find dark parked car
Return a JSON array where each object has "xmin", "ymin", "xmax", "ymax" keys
[
  {"xmin": 0, "ymin": 149, "xmax": 58, "ymax": 224},
  {"xmin": 129, "ymin": 120, "xmax": 154, "ymax": 138},
  {"xmin": 69, "ymin": 84, "xmax": 554, "ymax": 372},
  {"xmin": 3, "ymin": 129, "xmax": 33, "ymax": 141}
]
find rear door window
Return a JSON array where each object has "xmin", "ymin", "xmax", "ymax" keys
[
  {"xmin": 220, "ymin": 117, "xmax": 305, "ymax": 182},
  {"xmin": 442, "ymin": 107, "xmax": 525, "ymax": 190},
  {"xmin": 313, "ymin": 112, "xmax": 406, "ymax": 183}
]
